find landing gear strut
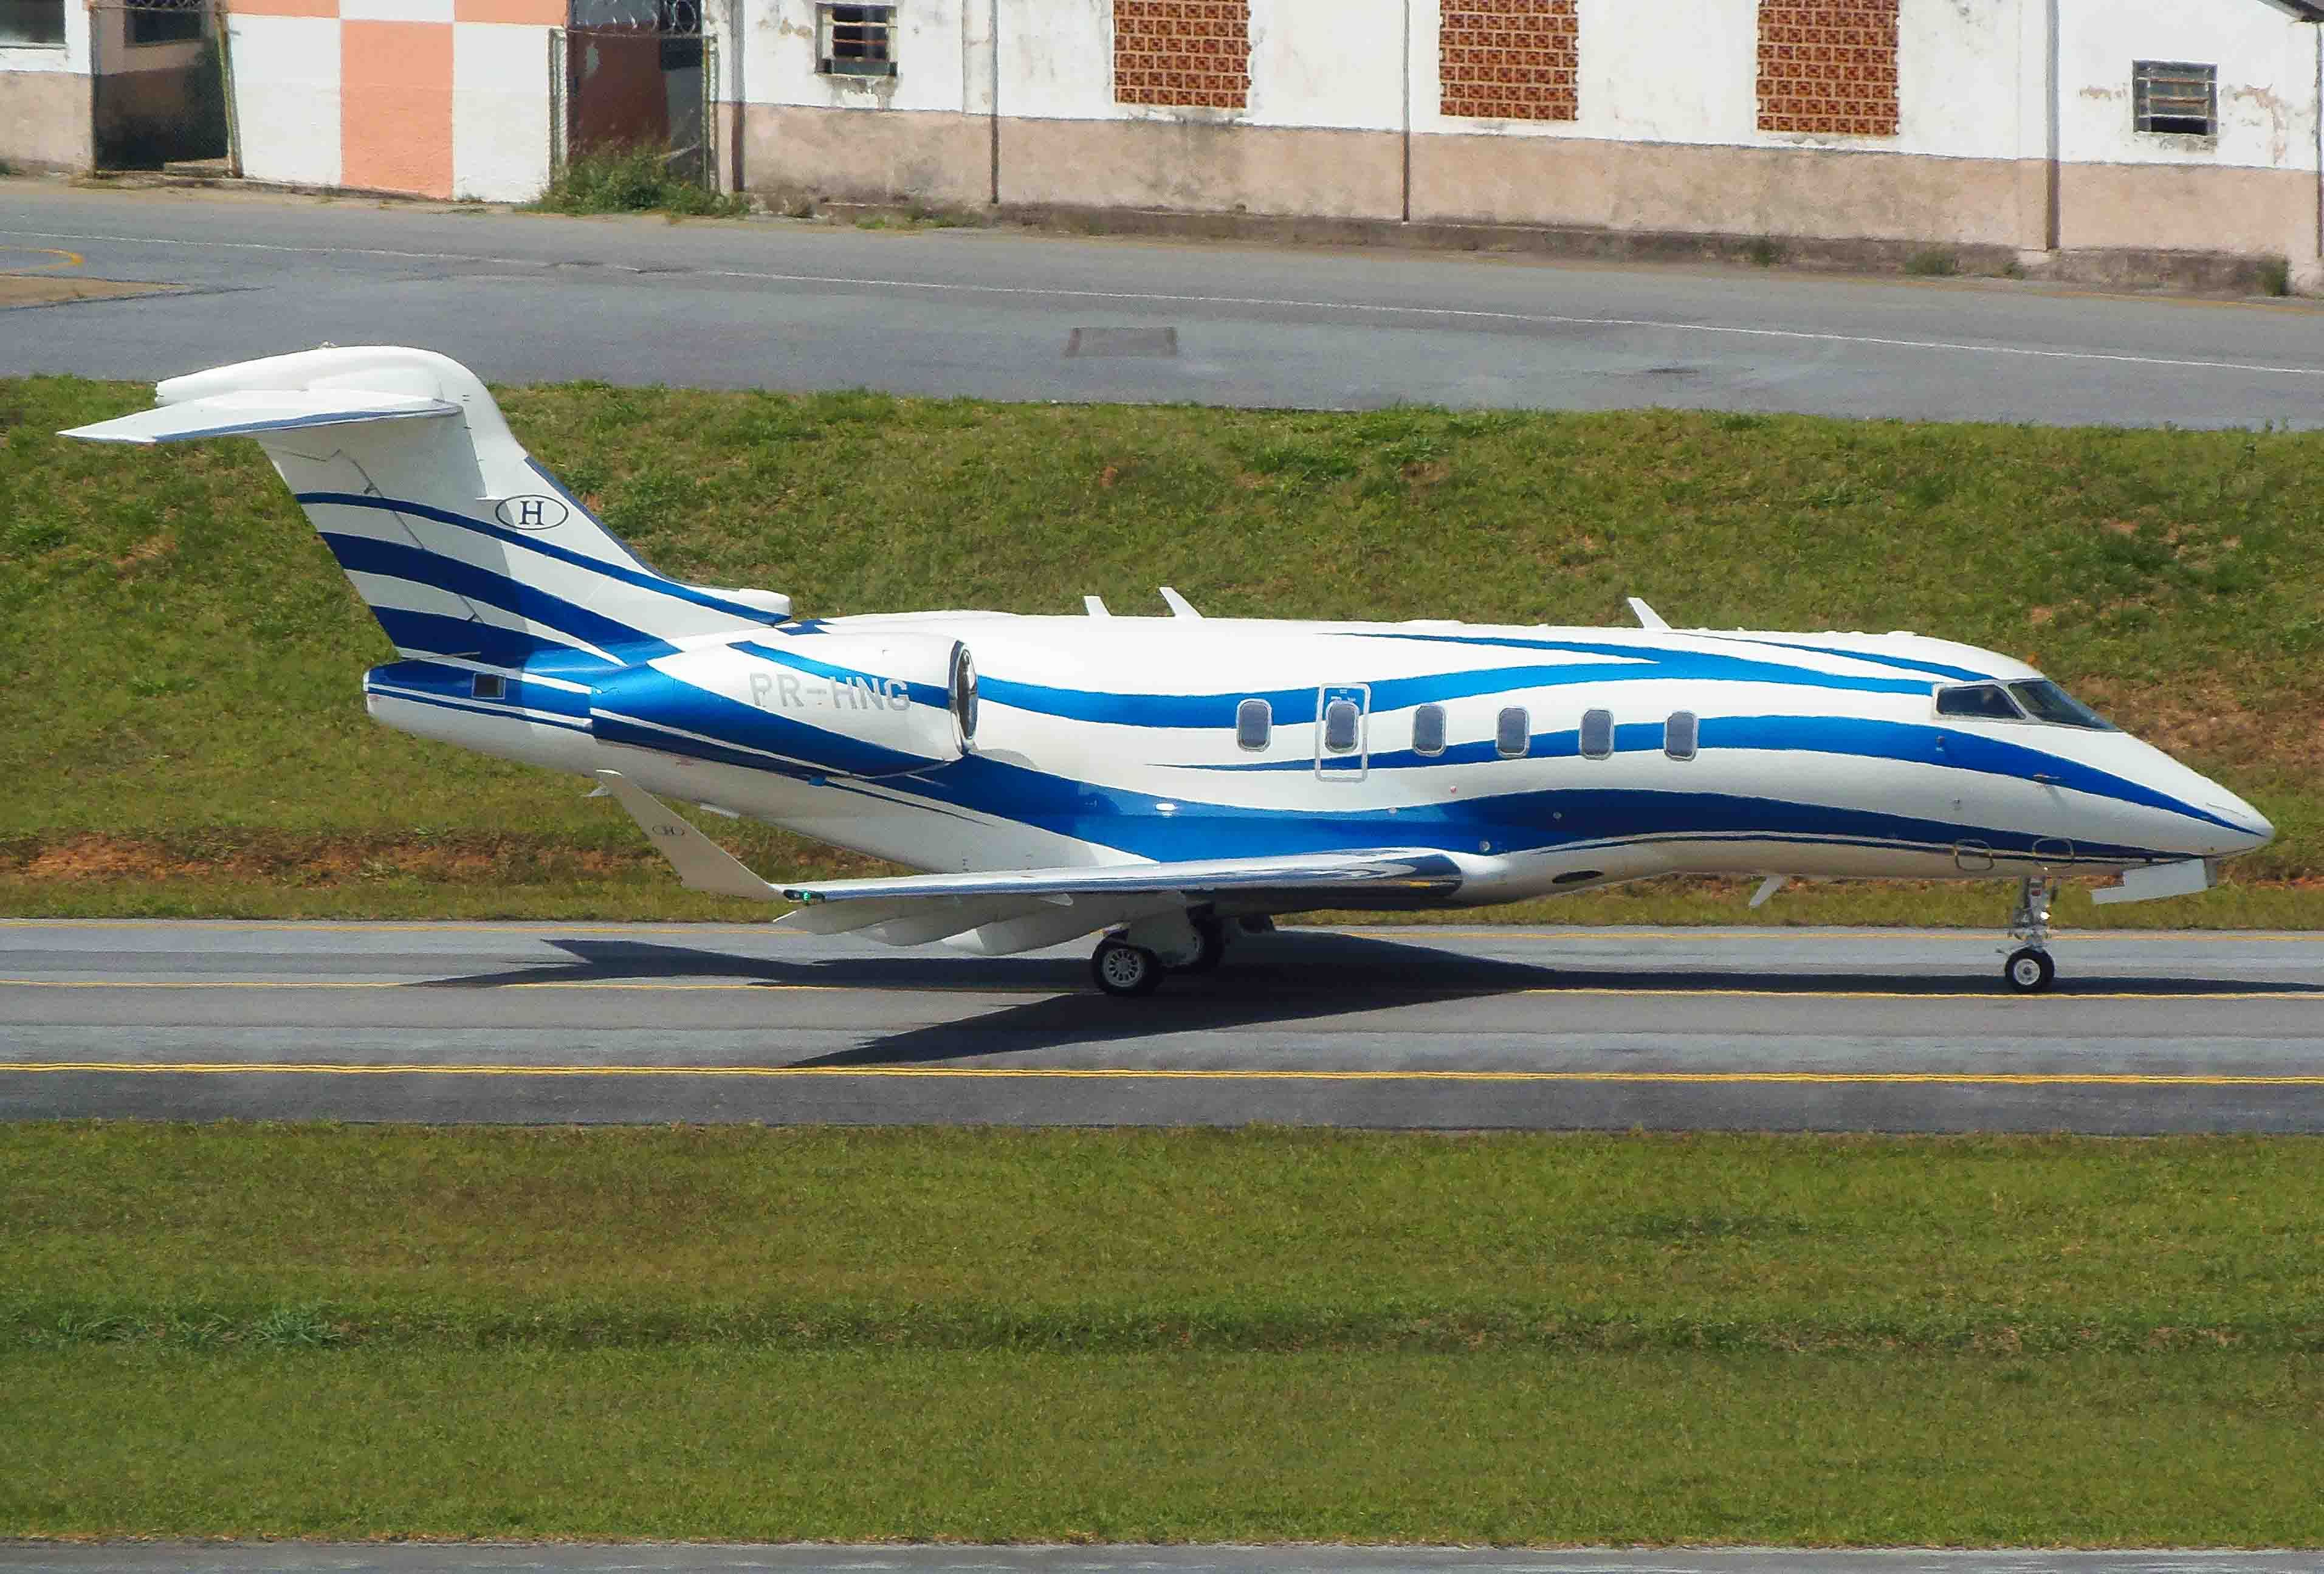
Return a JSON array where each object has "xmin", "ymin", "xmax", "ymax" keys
[
  {"xmin": 2001, "ymin": 876, "xmax": 2057, "ymax": 994},
  {"xmin": 1169, "ymin": 914, "xmax": 1228, "ymax": 975}
]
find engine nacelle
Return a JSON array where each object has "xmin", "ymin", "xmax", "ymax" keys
[{"xmin": 590, "ymin": 634, "xmax": 977, "ymax": 780}]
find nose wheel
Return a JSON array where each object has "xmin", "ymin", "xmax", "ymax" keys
[{"xmin": 2000, "ymin": 876, "xmax": 2057, "ymax": 994}]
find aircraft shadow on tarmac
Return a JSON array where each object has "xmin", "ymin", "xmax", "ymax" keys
[{"xmin": 410, "ymin": 933, "xmax": 2320, "ymax": 1068}]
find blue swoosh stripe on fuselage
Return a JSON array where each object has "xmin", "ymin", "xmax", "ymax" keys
[
  {"xmin": 295, "ymin": 492, "xmax": 789, "ymax": 631},
  {"xmin": 591, "ymin": 665, "xmax": 946, "ymax": 780},
  {"xmin": 1694, "ymin": 634, "xmax": 1993, "ymax": 682},
  {"xmin": 1175, "ymin": 712, "xmax": 2235, "ymax": 836},
  {"xmin": 363, "ymin": 684, "xmax": 594, "ymax": 735},
  {"xmin": 833, "ymin": 752, "xmax": 2171, "ymax": 866},
  {"xmin": 1333, "ymin": 631, "xmax": 1947, "ymax": 692},
  {"xmin": 365, "ymin": 659, "xmax": 594, "ymax": 724},
  {"xmin": 323, "ymin": 532, "xmax": 675, "ymax": 661},
  {"xmin": 979, "ymin": 657, "xmax": 1929, "ymax": 733},
  {"xmin": 732, "ymin": 641, "xmax": 951, "ymax": 710}
]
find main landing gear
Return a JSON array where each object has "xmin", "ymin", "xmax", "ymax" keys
[
  {"xmin": 1089, "ymin": 913, "xmax": 1232, "ymax": 998},
  {"xmin": 2001, "ymin": 876, "xmax": 2057, "ymax": 994}
]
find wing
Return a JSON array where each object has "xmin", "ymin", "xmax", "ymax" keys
[
  {"xmin": 777, "ymin": 848, "xmax": 1464, "ymax": 949},
  {"xmin": 594, "ymin": 769, "xmax": 1463, "ymax": 952}
]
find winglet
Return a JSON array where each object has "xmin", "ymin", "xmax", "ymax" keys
[
  {"xmin": 1627, "ymin": 597, "xmax": 1670, "ymax": 631},
  {"xmin": 593, "ymin": 770, "xmax": 780, "ymax": 902}
]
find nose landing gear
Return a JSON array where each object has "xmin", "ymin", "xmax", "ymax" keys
[{"xmin": 2001, "ymin": 876, "xmax": 2057, "ymax": 994}]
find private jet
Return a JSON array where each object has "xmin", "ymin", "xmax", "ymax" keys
[{"xmin": 65, "ymin": 347, "xmax": 2276, "ymax": 996}]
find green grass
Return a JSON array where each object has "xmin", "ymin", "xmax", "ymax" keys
[
  {"xmin": 529, "ymin": 143, "xmax": 749, "ymax": 218},
  {"xmin": 10, "ymin": 1347, "xmax": 2320, "ymax": 1544},
  {"xmin": 4, "ymin": 1126, "xmax": 2322, "ymax": 1543},
  {"xmin": 4, "ymin": 376, "xmax": 2319, "ymax": 923}
]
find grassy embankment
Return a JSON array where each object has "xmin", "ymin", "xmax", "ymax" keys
[
  {"xmin": 5, "ymin": 1126, "xmax": 2322, "ymax": 1543},
  {"xmin": 2, "ymin": 376, "xmax": 2319, "ymax": 924}
]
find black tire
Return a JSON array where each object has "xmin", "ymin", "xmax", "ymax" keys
[
  {"xmin": 1169, "ymin": 916, "xmax": 1228, "ymax": 975},
  {"xmin": 2003, "ymin": 946, "xmax": 2055, "ymax": 994},
  {"xmin": 1092, "ymin": 936, "xmax": 1165, "ymax": 997}
]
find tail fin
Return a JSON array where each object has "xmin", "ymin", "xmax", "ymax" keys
[{"xmin": 63, "ymin": 347, "xmax": 790, "ymax": 673}]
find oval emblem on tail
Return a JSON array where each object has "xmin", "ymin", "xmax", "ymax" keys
[{"xmin": 494, "ymin": 495, "xmax": 570, "ymax": 532}]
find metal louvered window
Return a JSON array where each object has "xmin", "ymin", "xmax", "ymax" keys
[
  {"xmin": 820, "ymin": 4, "xmax": 897, "ymax": 77},
  {"xmin": 2134, "ymin": 61, "xmax": 2215, "ymax": 136},
  {"xmin": 1580, "ymin": 708, "xmax": 1614, "ymax": 760},
  {"xmin": 1323, "ymin": 698, "xmax": 1361, "ymax": 754},
  {"xmin": 1495, "ymin": 706, "xmax": 1529, "ymax": 758},
  {"xmin": 1412, "ymin": 703, "xmax": 1447, "ymax": 757},
  {"xmin": 1236, "ymin": 697, "xmax": 1272, "ymax": 752}
]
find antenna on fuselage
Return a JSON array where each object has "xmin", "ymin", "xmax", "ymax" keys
[
  {"xmin": 1158, "ymin": 587, "xmax": 1203, "ymax": 619},
  {"xmin": 1627, "ymin": 597, "xmax": 1669, "ymax": 631}
]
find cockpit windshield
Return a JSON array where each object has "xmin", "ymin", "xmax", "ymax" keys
[
  {"xmin": 1933, "ymin": 679, "xmax": 2116, "ymax": 730},
  {"xmin": 2007, "ymin": 679, "xmax": 2115, "ymax": 731},
  {"xmin": 1934, "ymin": 683, "xmax": 2025, "ymax": 721}
]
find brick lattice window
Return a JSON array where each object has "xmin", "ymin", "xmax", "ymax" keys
[
  {"xmin": 1757, "ymin": 0, "xmax": 1899, "ymax": 137},
  {"xmin": 1114, "ymin": 0, "xmax": 1250, "ymax": 110},
  {"xmin": 1440, "ymin": 0, "xmax": 1578, "ymax": 122}
]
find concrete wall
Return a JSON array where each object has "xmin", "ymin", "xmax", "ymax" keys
[{"xmin": 0, "ymin": 0, "xmax": 93, "ymax": 171}]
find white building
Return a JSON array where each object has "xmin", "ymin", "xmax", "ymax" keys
[{"xmin": 7, "ymin": 0, "xmax": 2321, "ymax": 287}]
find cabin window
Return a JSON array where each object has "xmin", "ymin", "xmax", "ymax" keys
[
  {"xmin": 1935, "ymin": 684, "xmax": 2025, "ymax": 722},
  {"xmin": 2008, "ymin": 680, "xmax": 2116, "ymax": 732},
  {"xmin": 1236, "ymin": 697, "xmax": 1272, "ymax": 752},
  {"xmin": 470, "ymin": 673, "xmax": 506, "ymax": 701},
  {"xmin": 1495, "ymin": 706, "xmax": 1529, "ymax": 758},
  {"xmin": 1665, "ymin": 710, "xmax": 1698, "ymax": 760},
  {"xmin": 1580, "ymin": 707, "xmax": 1614, "ymax": 759},
  {"xmin": 1322, "ymin": 698, "xmax": 1361, "ymax": 754},
  {"xmin": 1412, "ymin": 703, "xmax": 1447, "ymax": 757}
]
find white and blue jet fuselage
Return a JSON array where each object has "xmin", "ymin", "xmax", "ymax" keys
[{"xmin": 67, "ymin": 347, "xmax": 2274, "ymax": 995}]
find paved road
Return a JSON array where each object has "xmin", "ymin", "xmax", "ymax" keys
[
  {"xmin": 4, "ymin": 920, "xmax": 2320, "ymax": 1131},
  {"xmin": 4, "ymin": 1547, "xmax": 2322, "ymax": 1574},
  {"xmin": 7, "ymin": 184, "xmax": 2324, "ymax": 426}
]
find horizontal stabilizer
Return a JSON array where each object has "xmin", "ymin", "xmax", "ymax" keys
[
  {"xmin": 594, "ymin": 770, "xmax": 780, "ymax": 902},
  {"xmin": 61, "ymin": 389, "xmax": 459, "ymax": 446},
  {"xmin": 780, "ymin": 848, "xmax": 1464, "ymax": 907}
]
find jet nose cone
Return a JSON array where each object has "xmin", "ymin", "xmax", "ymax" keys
[{"xmin": 2203, "ymin": 788, "xmax": 2274, "ymax": 853}]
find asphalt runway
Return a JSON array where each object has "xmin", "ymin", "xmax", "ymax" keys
[
  {"xmin": 4, "ymin": 920, "xmax": 2320, "ymax": 1131},
  {"xmin": 5, "ymin": 1550, "xmax": 2321, "ymax": 1574},
  {"xmin": 8, "ymin": 183, "xmax": 2324, "ymax": 425}
]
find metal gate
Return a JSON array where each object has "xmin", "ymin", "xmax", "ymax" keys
[
  {"xmin": 552, "ymin": 0, "xmax": 717, "ymax": 189},
  {"xmin": 89, "ymin": 0, "xmax": 230, "ymax": 170}
]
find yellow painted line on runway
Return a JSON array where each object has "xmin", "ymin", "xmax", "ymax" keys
[
  {"xmin": 7, "ymin": 1062, "xmax": 2324, "ymax": 1087},
  {"xmin": 2, "ymin": 977, "xmax": 2319, "ymax": 1002},
  {"xmin": 0, "ymin": 246, "xmax": 84, "ymax": 272},
  {"xmin": 5, "ymin": 919, "xmax": 2320, "ymax": 944}
]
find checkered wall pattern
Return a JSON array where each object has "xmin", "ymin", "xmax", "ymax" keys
[
  {"xmin": 1757, "ymin": 0, "xmax": 1899, "ymax": 137},
  {"xmin": 1440, "ymin": 0, "xmax": 1578, "ymax": 122},
  {"xmin": 1113, "ymin": 0, "xmax": 1250, "ymax": 110}
]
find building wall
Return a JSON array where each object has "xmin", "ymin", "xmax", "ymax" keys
[
  {"xmin": 0, "ymin": 0, "xmax": 94, "ymax": 171},
  {"xmin": 219, "ymin": 0, "xmax": 553, "ymax": 199}
]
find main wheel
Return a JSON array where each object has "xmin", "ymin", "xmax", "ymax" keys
[
  {"xmin": 1169, "ymin": 916, "xmax": 1228, "ymax": 975},
  {"xmin": 1091, "ymin": 936, "xmax": 1165, "ymax": 997},
  {"xmin": 2002, "ymin": 946, "xmax": 2055, "ymax": 994}
]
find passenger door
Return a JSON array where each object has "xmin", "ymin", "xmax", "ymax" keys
[{"xmin": 1315, "ymin": 684, "xmax": 1370, "ymax": 782}]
